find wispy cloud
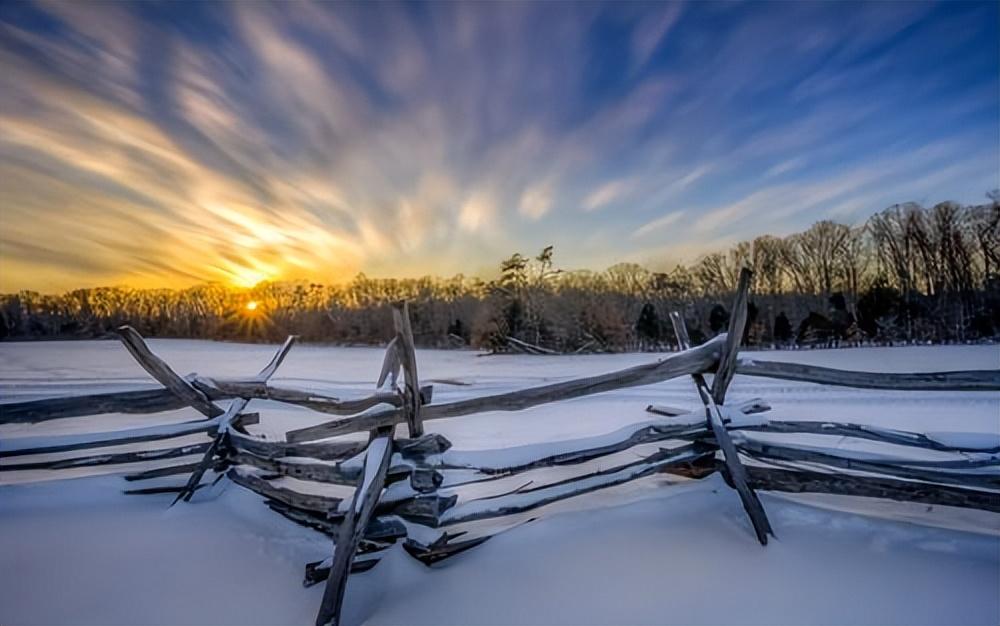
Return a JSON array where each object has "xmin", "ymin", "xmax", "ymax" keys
[
  {"xmin": 583, "ymin": 178, "xmax": 636, "ymax": 212},
  {"xmin": 632, "ymin": 211, "xmax": 684, "ymax": 240},
  {"xmin": 0, "ymin": 1, "xmax": 995, "ymax": 291}
]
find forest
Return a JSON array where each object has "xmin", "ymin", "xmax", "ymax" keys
[{"xmin": 2, "ymin": 198, "xmax": 998, "ymax": 352}]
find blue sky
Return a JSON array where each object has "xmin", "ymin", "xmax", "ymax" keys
[{"xmin": 0, "ymin": 1, "xmax": 997, "ymax": 292}]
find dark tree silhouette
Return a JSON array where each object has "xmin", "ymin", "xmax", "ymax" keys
[
  {"xmin": 635, "ymin": 303, "xmax": 661, "ymax": 348},
  {"xmin": 773, "ymin": 312, "xmax": 792, "ymax": 345},
  {"xmin": 708, "ymin": 304, "xmax": 729, "ymax": 335}
]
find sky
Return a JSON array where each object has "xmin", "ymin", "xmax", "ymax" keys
[{"xmin": 0, "ymin": 1, "xmax": 997, "ymax": 293}]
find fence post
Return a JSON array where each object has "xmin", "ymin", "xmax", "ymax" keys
[
  {"xmin": 173, "ymin": 336, "xmax": 297, "ymax": 505},
  {"xmin": 116, "ymin": 325, "xmax": 223, "ymax": 418},
  {"xmin": 711, "ymin": 269, "xmax": 751, "ymax": 405},
  {"xmin": 392, "ymin": 301, "xmax": 424, "ymax": 437},
  {"xmin": 314, "ymin": 425, "xmax": 394, "ymax": 626},
  {"xmin": 314, "ymin": 325, "xmax": 415, "ymax": 626},
  {"xmin": 669, "ymin": 268, "xmax": 774, "ymax": 545}
]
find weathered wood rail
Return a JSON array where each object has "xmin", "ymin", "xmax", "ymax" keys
[{"xmin": 2, "ymin": 271, "xmax": 998, "ymax": 626}]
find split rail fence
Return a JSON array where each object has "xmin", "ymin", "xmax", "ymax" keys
[{"xmin": 2, "ymin": 269, "xmax": 999, "ymax": 626}]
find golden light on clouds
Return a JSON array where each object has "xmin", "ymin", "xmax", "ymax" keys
[{"xmin": 1, "ymin": 2, "xmax": 994, "ymax": 294}]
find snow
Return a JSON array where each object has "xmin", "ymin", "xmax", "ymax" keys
[{"xmin": 2, "ymin": 340, "xmax": 999, "ymax": 625}]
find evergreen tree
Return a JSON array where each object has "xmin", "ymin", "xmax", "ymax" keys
[
  {"xmin": 773, "ymin": 312, "xmax": 792, "ymax": 344},
  {"xmin": 708, "ymin": 304, "xmax": 729, "ymax": 334},
  {"xmin": 635, "ymin": 303, "xmax": 661, "ymax": 347}
]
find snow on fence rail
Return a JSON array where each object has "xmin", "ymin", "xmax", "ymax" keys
[{"xmin": 2, "ymin": 269, "xmax": 999, "ymax": 626}]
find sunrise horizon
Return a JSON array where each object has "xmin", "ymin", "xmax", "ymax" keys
[{"xmin": 3, "ymin": 191, "xmax": 998, "ymax": 296}]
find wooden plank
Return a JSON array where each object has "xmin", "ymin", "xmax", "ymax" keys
[
  {"xmin": 646, "ymin": 397, "xmax": 771, "ymax": 419},
  {"xmin": 1, "ymin": 442, "xmax": 210, "ymax": 471},
  {"xmin": 1, "ymin": 418, "xmax": 219, "ymax": 457},
  {"xmin": 230, "ymin": 450, "xmax": 414, "ymax": 487},
  {"xmin": 116, "ymin": 325, "xmax": 223, "ymax": 418},
  {"xmin": 125, "ymin": 462, "xmax": 200, "ymax": 481},
  {"xmin": 433, "ymin": 420, "xmax": 709, "ymax": 475},
  {"xmin": 402, "ymin": 534, "xmax": 492, "ymax": 565},
  {"xmin": 0, "ymin": 382, "xmax": 401, "ymax": 425},
  {"xmin": 669, "ymin": 310, "xmax": 774, "ymax": 545},
  {"xmin": 744, "ymin": 465, "xmax": 1000, "ymax": 513},
  {"xmin": 7, "ymin": 358, "xmax": 995, "ymax": 426},
  {"xmin": 266, "ymin": 498, "xmax": 408, "ymax": 542},
  {"xmin": 731, "ymin": 420, "xmax": 1000, "ymax": 454},
  {"xmin": 734, "ymin": 360, "xmax": 1000, "ymax": 391},
  {"xmin": 437, "ymin": 445, "xmax": 714, "ymax": 527},
  {"xmin": 376, "ymin": 337, "xmax": 401, "ymax": 390},
  {"xmin": 392, "ymin": 301, "xmax": 423, "ymax": 437},
  {"xmin": 171, "ymin": 399, "xmax": 247, "ymax": 505},
  {"xmin": 701, "ymin": 394, "xmax": 774, "ymax": 544},
  {"xmin": 736, "ymin": 439, "xmax": 1000, "ymax": 490},
  {"xmin": 505, "ymin": 336, "xmax": 558, "ymax": 355},
  {"xmin": 0, "ymin": 388, "xmax": 185, "ymax": 424},
  {"xmin": 227, "ymin": 468, "xmax": 342, "ymax": 515},
  {"xmin": 395, "ymin": 433, "xmax": 453, "ymax": 460},
  {"xmin": 711, "ymin": 267, "xmax": 751, "ymax": 405},
  {"xmin": 389, "ymin": 493, "xmax": 459, "ymax": 526},
  {"xmin": 255, "ymin": 335, "xmax": 297, "ymax": 381},
  {"xmin": 304, "ymin": 555, "xmax": 385, "ymax": 587},
  {"xmin": 286, "ymin": 335, "xmax": 726, "ymax": 443},
  {"xmin": 192, "ymin": 379, "xmax": 405, "ymax": 415},
  {"xmin": 669, "ymin": 311, "xmax": 692, "ymax": 348},
  {"xmin": 228, "ymin": 428, "xmax": 367, "ymax": 461},
  {"xmin": 315, "ymin": 428, "xmax": 394, "ymax": 626},
  {"xmin": 230, "ymin": 451, "xmax": 361, "ymax": 486}
]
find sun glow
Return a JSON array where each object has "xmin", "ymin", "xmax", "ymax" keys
[
  {"xmin": 227, "ymin": 264, "xmax": 275, "ymax": 288},
  {"xmin": 232, "ymin": 297, "xmax": 271, "ymax": 337}
]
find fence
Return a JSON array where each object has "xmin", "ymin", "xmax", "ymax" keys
[{"xmin": 2, "ymin": 269, "xmax": 998, "ymax": 626}]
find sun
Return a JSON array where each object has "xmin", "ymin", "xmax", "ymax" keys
[{"xmin": 233, "ymin": 298, "xmax": 271, "ymax": 336}]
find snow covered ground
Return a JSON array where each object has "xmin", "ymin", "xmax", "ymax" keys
[{"xmin": 1, "ymin": 340, "xmax": 999, "ymax": 625}]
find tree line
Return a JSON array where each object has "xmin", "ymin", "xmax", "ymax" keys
[{"xmin": 2, "ymin": 196, "xmax": 998, "ymax": 351}]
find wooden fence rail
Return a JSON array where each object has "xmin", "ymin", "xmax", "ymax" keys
[
  {"xmin": 4, "ymin": 352, "xmax": 996, "ymax": 427},
  {"xmin": 2, "ymin": 270, "xmax": 998, "ymax": 626}
]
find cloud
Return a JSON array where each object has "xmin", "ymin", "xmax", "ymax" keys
[
  {"xmin": 459, "ymin": 192, "xmax": 496, "ymax": 233},
  {"xmin": 630, "ymin": 3, "xmax": 683, "ymax": 73},
  {"xmin": 582, "ymin": 178, "xmax": 635, "ymax": 212},
  {"xmin": 632, "ymin": 210, "xmax": 684, "ymax": 240},
  {"xmin": 519, "ymin": 182, "xmax": 554, "ymax": 221},
  {"xmin": 764, "ymin": 157, "xmax": 806, "ymax": 178},
  {"xmin": 690, "ymin": 133, "xmax": 997, "ymax": 237},
  {"xmin": 0, "ymin": 1, "xmax": 995, "ymax": 291}
]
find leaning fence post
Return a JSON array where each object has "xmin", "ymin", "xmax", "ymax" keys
[
  {"xmin": 392, "ymin": 301, "xmax": 423, "ymax": 437},
  {"xmin": 314, "ymin": 425, "xmax": 394, "ymax": 626},
  {"xmin": 313, "ymin": 325, "xmax": 415, "ymax": 626},
  {"xmin": 711, "ymin": 269, "xmax": 751, "ymax": 405},
  {"xmin": 172, "ymin": 336, "xmax": 297, "ymax": 505},
  {"xmin": 668, "ymin": 268, "xmax": 774, "ymax": 545},
  {"xmin": 117, "ymin": 325, "xmax": 223, "ymax": 418},
  {"xmin": 376, "ymin": 336, "xmax": 401, "ymax": 391}
]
